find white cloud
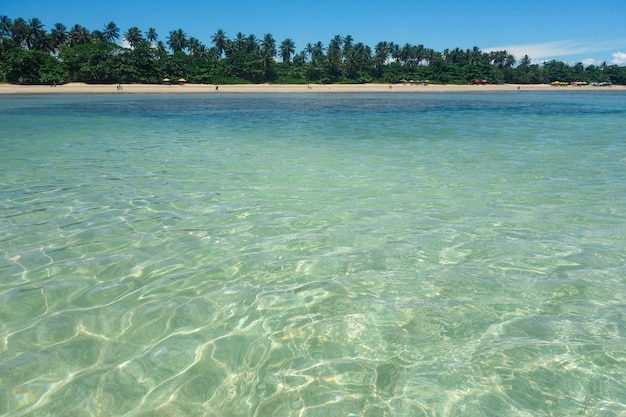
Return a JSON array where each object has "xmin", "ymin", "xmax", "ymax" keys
[
  {"xmin": 612, "ymin": 52, "xmax": 626, "ymax": 65},
  {"xmin": 581, "ymin": 58, "xmax": 597, "ymax": 67},
  {"xmin": 484, "ymin": 39, "xmax": 626, "ymax": 64}
]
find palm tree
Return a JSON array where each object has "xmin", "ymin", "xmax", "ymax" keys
[
  {"xmin": 328, "ymin": 35, "xmax": 342, "ymax": 60},
  {"xmin": 103, "ymin": 22, "xmax": 119, "ymax": 43},
  {"xmin": 467, "ymin": 46, "xmax": 484, "ymax": 65},
  {"xmin": 146, "ymin": 27, "xmax": 158, "ymax": 44},
  {"xmin": 374, "ymin": 41, "xmax": 391, "ymax": 70},
  {"xmin": 329, "ymin": 35, "xmax": 342, "ymax": 51},
  {"xmin": 188, "ymin": 36, "xmax": 206, "ymax": 56},
  {"xmin": 92, "ymin": 30, "xmax": 107, "ymax": 42},
  {"xmin": 68, "ymin": 24, "xmax": 91, "ymax": 46},
  {"xmin": 212, "ymin": 29, "xmax": 227, "ymax": 58},
  {"xmin": 344, "ymin": 42, "xmax": 369, "ymax": 78},
  {"xmin": 422, "ymin": 47, "xmax": 436, "ymax": 66},
  {"xmin": 10, "ymin": 18, "xmax": 29, "ymax": 48},
  {"xmin": 279, "ymin": 38, "xmax": 295, "ymax": 63},
  {"xmin": 0, "ymin": 15, "xmax": 12, "ymax": 37},
  {"xmin": 245, "ymin": 34, "xmax": 259, "ymax": 53},
  {"xmin": 445, "ymin": 47, "xmax": 465, "ymax": 65},
  {"xmin": 49, "ymin": 22, "xmax": 67, "ymax": 51},
  {"xmin": 342, "ymin": 34, "xmax": 353, "ymax": 60},
  {"xmin": 234, "ymin": 32, "xmax": 246, "ymax": 51},
  {"xmin": 155, "ymin": 40, "xmax": 168, "ymax": 58},
  {"xmin": 520, "ymin": 55, "xmax": 532, "ymax": 66},
  {"xmin": 124, "ymin": 27, "xmax": 144, "ymax": 48},
  {"xmin": 292, "ymin": 51, "xmax": 306, "ymax": 66},
  {"xmin": 27, "ymin": 18, "xmax": 46, "ymax": 50},
  {"xmin": 208, "ymin": 46, "xmax": 221, "ymax": 61},
  {"xmin": 326, "ymin": 36, "xmax": 342, "ymax": 77},
  {"xmin": 312, "ymin": 41, "xmax": 325, "ymax": 58},
  {"xmin": 504, "ymin": 52, "xmax": 516, "ymax": 68},
  {"xmin": 261, "ymin": 33, "xmax": 276, "ymax": 57},
  {"xmin": 260, "ymin": 33, "xmax": 276, "ymax": 72},
  {"xmin": 167, "ymin": 28, "xmax": 187, "ymax": 53},
  {"xmin": 304, "ymin": 42, "xmax": 314, "ymax": 61}
]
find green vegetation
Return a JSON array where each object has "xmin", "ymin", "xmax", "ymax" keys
[{"xmin": 1, "ymin": 15, "xmax": 625, "ymax": 85}]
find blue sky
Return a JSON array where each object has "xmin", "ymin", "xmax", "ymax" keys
[{"xmin": 3, "ymin": 0, "xmax": 626, "ymax": 66}]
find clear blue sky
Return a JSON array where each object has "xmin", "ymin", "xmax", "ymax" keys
[{"xmin": 3, "ymin": 0, "xmax": 626, "ymax": 66}]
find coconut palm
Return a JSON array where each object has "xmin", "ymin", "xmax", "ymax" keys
[
  {"xmin": 345, "ymin": 43, "xmax": 370, "ymax": 78},
  {"xmin": 91, "ymin": 30, "xmax": 107, "ymax": 42},
  {"xmin": 211, "ymin": 28, "xmax": 227, "ymax": 58},
  {"xmin": 103, "ymin": 21, "xmax": 119, "ymax": 43},
  {"xmin": 245, "ymin": 34, "xmax": 259, "ymax": 53},
  {"xmin": 167, "ymin": 28, "xmax": 187, "ymax": 53},
  {"xmin": 328, "ymin": 35, "xmax": 342, "ymax": 60},
  {"xmin": 259, "ymin": 33, "xmax": 276, "ymax": 72},
  {"xmin": 68, "ymin": 24, "xmax": 91, "ymax": 46},
  {"xmin": 261, "ymin": 33, "xmax": 276, "ymax": 57},
  {"xmin": 374, "ymin": 41, "xmax": 391, "ymax": 70},
  {"xmin": 304, "ymin": 43, "xmax": 314, "ymax": 61},
  {"xmin": 292, "ymin": 51, "xmax": 306, "ymax": 66},
  {"xmin": 10, "ymin": 18, "xmax": 28, "ymax": 48},
  {"xmin": 234, "ymin": 32, "xmax": 246, "ymax": 51},
  {"xmin": 49, "ymin": 22, "xmax": 67, "ymax": 51},
  {"xmin": 422, "ymin": 47, "xmax": 436, "ymax": 66},
  {"xmin": 155, "ymin": 40, "xmax": 168, "ymax": 58},
  {"xmin": 326, "ymin": 36, "xmax": 342, "ymax": 77},
  {"xmin": 504, "ymin": 52, "xmax": 516, "ymax": 68},
  {"xmin": 342, "ymin": 34, "xmax": 353, "ymax": 60},
  {"xmin": 0, "ymin": 15, "xmax": 12, "ymax": 37},
  {"xmin": 124, "ymin": 27, "xmax": 144, "ymax": 48},
  {"xmin": 26, "ymin": 18, "xmax": 46, "ymax": 50},
  {"xmin": 311, "ymin": 41, "xmax": 325, "ymax": 58},
  {"xmin": 146, "ymin": 27, "xmax": 158, "ymax": 44},
  {"xmin": 279, "ymin": 38, "xmax": 295, "ymax": 63},
  {"xmin": 188, "ymin": 36, "xmax": 206, "ymax": 56},
  {"xmin": 520, "ymin": 55, "xmax": 532, "ymax": 66}
]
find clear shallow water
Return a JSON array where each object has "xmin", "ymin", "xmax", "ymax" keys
[{"xmin": 1, "ymin": 92, "xmax": 625, "ymax": 416}]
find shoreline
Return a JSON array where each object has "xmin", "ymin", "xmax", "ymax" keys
[{"xmin": 1, "ymin": 82, "xmax": 624, "ymax": 95}]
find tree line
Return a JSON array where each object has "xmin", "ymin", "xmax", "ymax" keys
[{"xmin": 1, "ymin": 16, "xmax": 625, "ymax": 85}]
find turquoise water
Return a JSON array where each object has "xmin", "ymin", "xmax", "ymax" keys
[{"xmin": 1, "ymin": 92, "xmax": 625, "ymax": 416}]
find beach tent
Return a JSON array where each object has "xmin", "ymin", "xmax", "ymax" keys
[
  {"xmin": 178, "ymin": 78, "xmax": 187, "ymax": 85},
  {"xmin": 162, "ymin": 78, "xmax": 171, "ymax": 85}
]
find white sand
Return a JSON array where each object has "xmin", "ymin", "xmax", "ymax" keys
[{"xmin": 1, "ymin": 82, "xmax": 623, "ymax": 95}]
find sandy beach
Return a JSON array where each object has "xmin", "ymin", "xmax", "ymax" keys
[{"xmin": 1, "ymin": 82, "xmax": 624, "ymax": 95}]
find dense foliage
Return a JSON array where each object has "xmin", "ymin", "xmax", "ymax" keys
[{"xmin": 1, "ymin": 16, "xmax": 625, "ymax": 85}]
